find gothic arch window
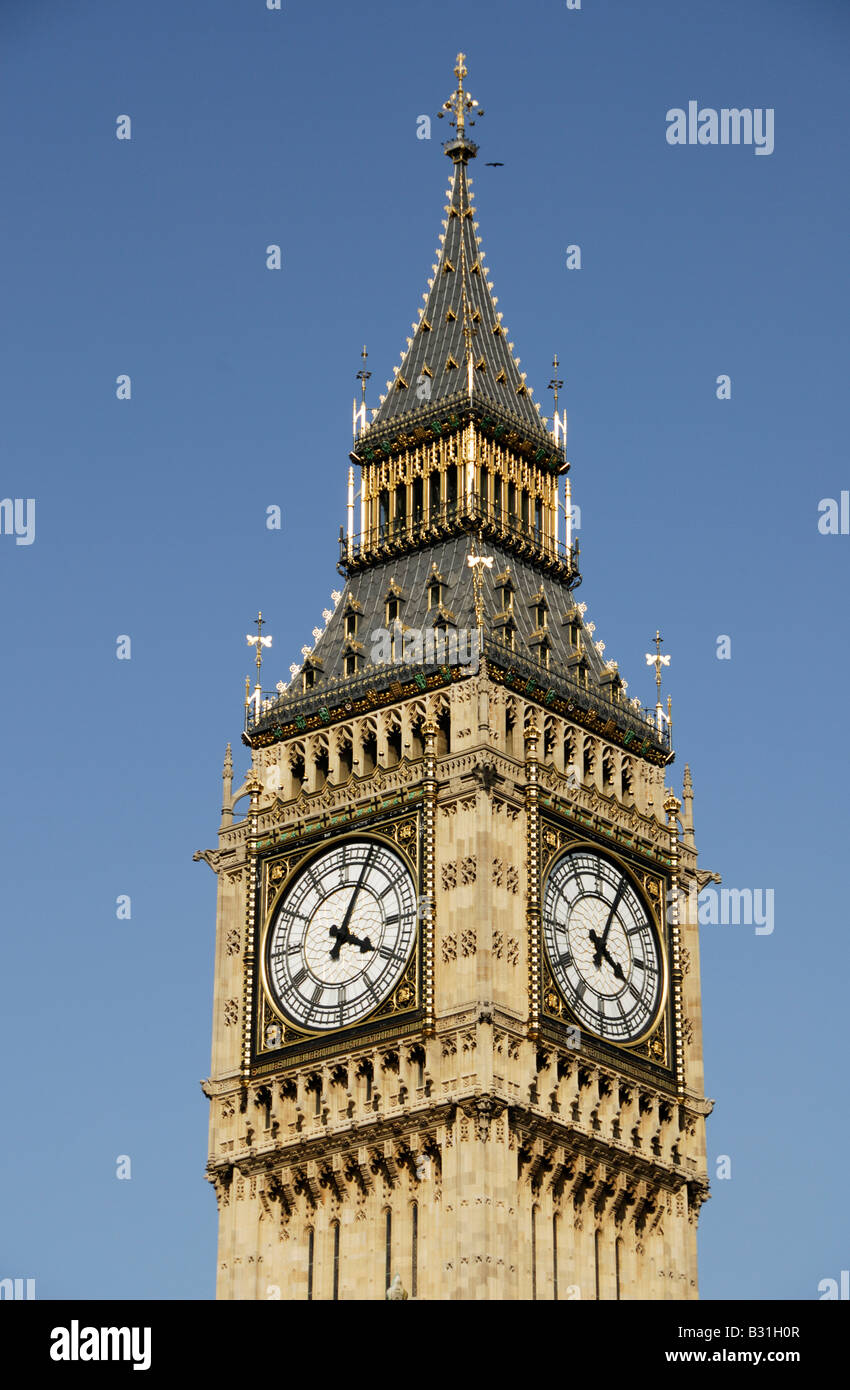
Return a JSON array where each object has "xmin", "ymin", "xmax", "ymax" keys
[
  {"xmin": 307, "ymin": 1228, "xmax": 315, "ymax": 1302},
  {"xmin": 435, "ymin": 709, "xmax": 451, "ymax": 756},
  {"xmin": 583, "ymin": 737, "xmax": 595, "ymax": 781},
  {"xmin": 357, "ymin": 1056, "xmax": 373, "ymax": 1102},
  {"xmin": 378, "ymin": 488, "xmax": 390, "ymax": 540},
  {"xmin": 477, "ymin": 464, "xmax": 489, "ymax": 512},
  {"xmin": 412, "ymin": 476, "xmax": 423, "ymax": 524},
  {"xmin": 615, "ymin": 1236, "xmax": 623, "ymax": 1301},
  {"xmin": 386, "ymin": 719, "xmax": 402, "ymax": 767},
  {"xmin": 531, "ymin": 1204, "xmax": 538, "ymax": 1300},
  {"xmin": 563, "ymin": 728, "xmax": 576, "ymax": 777},
  {"xmin": 429, "ymin": 469, "xmax": 441, "ymax": 518},
  {"xmin": 446, "ymin": 464, "xmax": 458, "ymax": 512},
  {"xmin": 594, "ymin": 1228, "xmax": 601, "ymax": 1300},
  {"xmin": 332, "ymin": 1220, "xmax": 340, "ymax": 1301},
  {"xmin": 411, "ymin": 1201, "xmax": 419, "ymax": 1299},
  {"xmin": 307, "ymin": 1073, "xmax": 322, "ymax": 1115},
  {"xmin": 553, "ymin": 1214, "xmax": 560, "ymax": 1302},
  {"xmin": 384, "ymin": 1207, "xmax": 393, "ymax": 1293},
  {"xmin": 493, "ymin": 472, "xmax": 503, "ymax": 519},
  {"xmin": 505, "ymin": 699, "xmax": 519, "ymax": 759}
]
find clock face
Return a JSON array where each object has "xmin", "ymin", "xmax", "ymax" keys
[
  {"xmin": 542, "ymin": 848, "xmax": 664, "ymax": 1043},
  {"xmin": 265, "ymin": 838, "xmax": 417, "ymax": 1032}
]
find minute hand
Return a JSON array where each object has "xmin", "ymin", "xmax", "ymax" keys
[
  {"xmin": 336, "ymin": 847, "xmax": 374, "ymax": 938},
  {"xmin": 591, "ymin": 881, "xmax": 625, "ymax": 967}
]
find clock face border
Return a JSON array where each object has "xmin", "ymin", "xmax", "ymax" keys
[
  {"xmin": 253, "ymin": 822, "xmax": 422, "ymax": 1063},
  {"xmin": 538, "ymin": 823, "xmax": 674, "ymax": 1073}
]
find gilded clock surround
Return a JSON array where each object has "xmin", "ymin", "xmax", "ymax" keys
[
  {"xmin": 538, "ymin": 830, "xmax": 672, "ymax": 1068},
  {"xmin": 255, "ymin": 820, "xmax": 423, "ymax": 1064}
]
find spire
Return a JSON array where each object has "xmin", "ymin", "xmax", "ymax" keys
[
  {"xmin": 682, "ymin": 764, "xmax": 695, "ymax": 847},
  {"xmin": 220, "ymin": 743, "xmax": 233, "ymax": 829},
  {"xmin": 364, "ymin": 55, "xmax": 549, "ymax": 442}
]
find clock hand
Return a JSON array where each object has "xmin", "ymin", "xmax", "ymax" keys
[
  {"xmin": 587, "ymin": 930, "xmax": 627, "ymax": 983},
  {"xmin": 335, "ymin": 847, "xmax": 374, "ymax": 935},
  {"xmin": 591, "ymin": 882, "xmax": 625, "ymax": 967},
  {"xmin": 328, "ymin": 924, "xmax": 375, "ymax": 959},
  {"xmin": 328, "ymin": 848, "xmax": 376, "ymax": 958}
]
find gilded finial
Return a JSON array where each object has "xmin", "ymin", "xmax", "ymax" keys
[
  {"xmin": 356, "ymin": 345, "xmax": 371, "ymax": 404},
  {"xmin": 246, "ymin": 613, "xmax": 272, "ymax": 724},
  {"xmin": 247, "ymin": 612, "xmax": 272, "ymax": 686},
  {"xmin": 437, "ymin": 53, "xmax": 483, "ymax": 158},
  {"xmin": 645, "ymin": 630, "xmax": 672, "ymax": 739},
  {"xmin": 467, "ymin": 542, "xmax": 494, "ymax": 629},
  {"xmin": 548, "ymin": 354, "xmax": 563, "ymax": 414}
]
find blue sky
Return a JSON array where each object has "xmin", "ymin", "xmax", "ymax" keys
[{"xmin": 1, "ymin": 0, "xmax": 847, "ymax": 1300}]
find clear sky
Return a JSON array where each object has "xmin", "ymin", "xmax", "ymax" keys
[{"xmin": 1, "ymin": 0, "xmax": 847, "ymax": 1300}]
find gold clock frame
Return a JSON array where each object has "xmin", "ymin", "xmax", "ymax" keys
[
  {"xmin": 255, "ymin": 818, "xmax": 422, "ymax": 1057},
  {"xmin": 539, "ymin": 831, "xmax": 671, "ymax": 1059}
]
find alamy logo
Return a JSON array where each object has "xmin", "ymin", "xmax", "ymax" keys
[
  {"xmin": 668, "ymin": 884, "xmax": 774, "ymax": 936},
  {"xmin": 50, "ymin": 1321, "xmax": 151, "ymax": 1372},
  {"xmin": 0, "ymin": 1277, "xmax": 35, "ymax": 1299},
  {"xmin": 666, "ymin": 102, "xmax": 774, "ymax": 156},
  {"xmin": 0, "ymin": 497, "xmax": 35, "ymax": 546},
  {"xmin": 370, "ymin": 623, "xmax": 479, "ymax": 673}
]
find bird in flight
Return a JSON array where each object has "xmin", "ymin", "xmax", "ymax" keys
[{"xmin": 485, "ymin": 161, "xmax": 504, "ymax": 167}]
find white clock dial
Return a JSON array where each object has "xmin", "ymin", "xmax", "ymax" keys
[
  {"xmin": 542, "ymin": 848, "xmax": 664, "ymax": 1043},
  {"xmin": 266, "ymin": 839, "xmax": 417, "ymax": 1032}
]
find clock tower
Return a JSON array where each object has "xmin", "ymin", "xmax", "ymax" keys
[{"xmin": 200, "ymin": 56, "xmax": 713, "ymax": 1301}]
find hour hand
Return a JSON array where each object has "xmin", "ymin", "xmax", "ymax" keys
[
  {"xmin": 588, "ymin": 930, "xmax": 626, "ymax": 981},
  {"xmin": 329, "ymin": 923, "xmax": 374, "ymax": 959}
]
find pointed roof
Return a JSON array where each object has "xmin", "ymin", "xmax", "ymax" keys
[{"xmin": 362, "ymin": 55, "xmax": 550, "ymax": 445}]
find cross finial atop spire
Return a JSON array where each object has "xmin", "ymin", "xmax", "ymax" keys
[
  {"xmin": 438, "ymin": 52, "xmax": 483, "ymax": 160},
  {"xmin": 548, "ymin": 353, "xmax": 564, "ymax": 414},
  {"xmin": 356, "ymin": 345, "xmax": 371, "ymax": 404},
  {"xmin": 247, "ymin": 611, "xmax": 272, "ymax": 684},
  {"xmin": 645, "ymin": 629, "xmax": 672, "ymax": 737}
]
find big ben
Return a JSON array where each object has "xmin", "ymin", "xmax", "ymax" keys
[{"xmin": 200, "ymin": 56, "xmax": 713, "ymax": 1301}]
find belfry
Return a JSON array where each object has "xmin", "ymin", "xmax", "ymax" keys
[{"xmin": 200, "ymin": 55, "xmax": 713, "ymax": 1300}]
